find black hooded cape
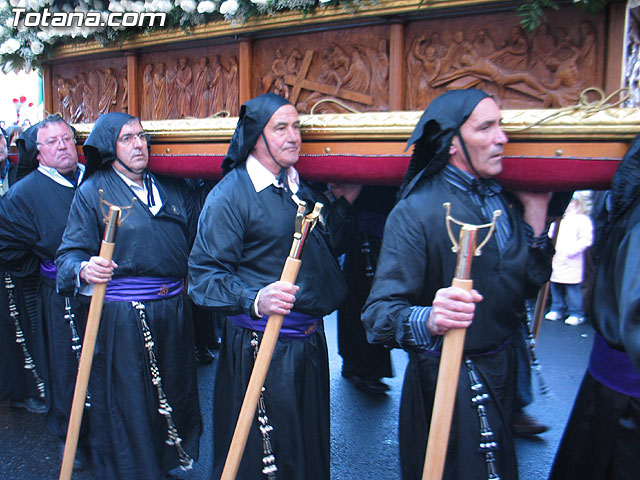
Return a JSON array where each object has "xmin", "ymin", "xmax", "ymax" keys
[
  {"xmin": 362, "ymin": 88, "xmax": 555, "ymax": 479},
  {"xmin": 83, "ymin": 111, "xmax": 136, "ymax": 178},
  {"xmin": 221, "ymin": 92, "xmax": 290, "ymax": 175},
  {"xmin": 0, "ymin": 127, "xmax": 38, "ymax": 406},
  {"xmin": 189, "ymin": 93, "xmax": 351, "ymax": 479},
  {"xmin": 400, "ymin": 89, "xmax": 490, "ymax": 195},
  {"xmin": 55, "ymin": 112, "xmax": 201, "ymax": 479},
  {"xmin": 0, "ymin": 118, "xmax": 86, "ymax": 440}
]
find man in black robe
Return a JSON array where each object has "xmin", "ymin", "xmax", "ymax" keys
[
  {"xmin": 0, "ymin": 127, "xmax": 16, "ymax": 194},
  {"xmin": 56, "ymin": 112, "xmax": 200, "ymax": 480},
  {"xmin": 549, "ymin": 135, "xmax": 640, "ymax": 480},
  {"xmin": 0, "ymin": 126, "xmax": 44, "ymax": 413},
  {"xmin": 337, "ymin": 185, "xmax": 396, "ymax": 394},
  {"xmin": 362, "ymin": 89, "xmax": 556, "ymax": 479},
  {"xmin": 0, "ymin": 116, "xmax": 86, "ymax": 455},
  {"xmin": 189, "ymin": 93, "xmax": 358, "ymax": 479}
]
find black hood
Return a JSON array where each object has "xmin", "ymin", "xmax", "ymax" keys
[
  {"xmin": 221, "ymin": 93, "xmax": 291, "ymax": 175},
  {"xmin": 401, "ymin": 89, "xmax": 490, "ymax": 196},
  {"xmin": 15, "ymin": 122, "xmax": 41, "ymax": 181},
  {"xmin": 83, "ymin": 112, "xmax": 137, "ymax": 179}
]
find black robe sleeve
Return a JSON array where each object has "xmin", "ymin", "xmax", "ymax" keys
[
  {"xmin": 188, "ymin": 182, "xmax": 257, "ymax": 315},
  {"xmin": 55, "ymin": 187, "xmax": 104, "ymax": 296},
  {"xmin": 614, "ymin": 221, "xmax": 640, "ymax": 373},
  {"xmin": 361, "ymin": 199, "xmax": 429, "ymax": 346},
  {"xmin": 0, "ymin": 195, "xmax": 40, "ymax": 273}
]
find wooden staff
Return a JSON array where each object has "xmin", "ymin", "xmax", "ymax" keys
[
  {"xmin": 221, "ymin": 202, "xmax": 323, "ymax": 480},
  {"xmin": 422, "ymin": 203, "xmax": 500, "ymax": 480},
  {"xmin": 59, "ymin": 206, "xmax": 121, "ymax": 480},
  {"xmin": 530, "ymin": 216, "xmax": 562, "ymax": 341}
]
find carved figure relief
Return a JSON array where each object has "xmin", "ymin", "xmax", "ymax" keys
[
  {"xmin": 98, "ymin": 68, "xmax": 118, "ymax": 115},
  {"xmin": 70, "ymin": 76, "xmax": 83, "ymax": 122},
  {"xmin": 207, "ymin": 55, "xmax": 223, "ymax": 116},
  {"xmin": 118, "ymin": 67, "xmax": 128, "ymax": 113},
  {"xmin": 137, "ymin": 53, "xmax": 240, "ymax": 120},
  {"xmin": 407, "ymin": 36, "xmax": 442, "ymax": 108},
  {"xmin": 223, "ymin": 56, "xmax": 239, "ymax": 115},
  {"xmin": 165, "ymin": 59, "xmax": 179, "ymax": 119},
  {"xmin": 261, "ymin": 41, "xmax": 388, "ymax": 114},
  {"xmin": 153, "ymin": 63, "xmax": 168, "ymax": 119},
  {"xmin": 262, "ymin": 48, "xmax": 287, "ymax": 93},
  {"xmin": 55, "ymin": 65, "xmax": 127, "ymax": 122},
  {"xmin": 406, "ymin": 20, "xmax": 599, "ymax": 109},
  {"xmin": 192, "ymin": 57, "xmax": 210, "ymax": 118},
  {"xmin": 176, "ymin": 58, "xmax": 192, "ymax": 119},
  {"xmin": 56, "ymin": 78, "xmax": 72, "ymax": 119},
  {"xmin": 141, "ymin": 64, "xmax": 153, "ymax": 119}
]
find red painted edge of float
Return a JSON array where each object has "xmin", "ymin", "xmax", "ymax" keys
[
  {"xmin": 9, "ymin": 153, "xmax": 621, "ymax": 191},
  {"xmin": 146, "ymin": 153, "xmax": 620, "ymax": 191}
]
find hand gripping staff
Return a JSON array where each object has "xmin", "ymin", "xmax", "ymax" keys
[
  {"xmin": 59, "ymin": 203, "xmax": 122, "ymax": 480},
  {"xmin": 221, "ymin": 201, "xmax": 324, "ymax": 480},
  {"xmin": 422, "ymin": 203, "xmax": 501, "ymax": 480}
]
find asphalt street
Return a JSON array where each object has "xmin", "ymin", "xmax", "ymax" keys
[{"xmin": 0, "ymin": 313, "xmax": 592, "ymax": 479}]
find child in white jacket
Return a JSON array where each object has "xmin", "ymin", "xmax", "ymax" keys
[{"xmin": 545, "ymin": 192, "xmax": 594, "ymax": 325}]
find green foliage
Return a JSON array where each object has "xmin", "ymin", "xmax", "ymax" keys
[{"xmin": 517, "ymin": 0, "xmax": 606, "ymax": 32}]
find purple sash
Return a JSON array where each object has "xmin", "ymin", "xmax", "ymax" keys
[
  {"xmin": 104, "ymin": 276, "xmax": 184, "ymax": 302},
  {"xmin": 228, "ymin": 311, "xmax": 321, "ymax": 339},
  {"xmin": 588, "ymin": 332, "xmax": 640, "ymax": 398},
  {"xmin": 40, "ymin": 259, "xmax": 57, "ymax": 280}
]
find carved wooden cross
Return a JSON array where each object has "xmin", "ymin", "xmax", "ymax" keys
[{"xmin": 284, "ymin": 50, "xmax": 374, "ymax": 106}]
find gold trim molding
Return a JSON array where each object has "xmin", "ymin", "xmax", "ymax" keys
[{"xmin": 72, "ymin": 107, "xmax": 640, "ymax": 143}]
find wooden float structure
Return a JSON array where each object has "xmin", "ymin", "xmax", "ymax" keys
[{"xmin": 36, "ymin": 0, "xmax": 640, "ymax": 190}]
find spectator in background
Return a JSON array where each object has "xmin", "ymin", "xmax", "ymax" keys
[
  {"xmin": 545, "ymin": 192, "xmax": 593, "ymax": 326},
  {"xmin": 6, "ymin": 125, "xmax": 24, "ymax": 147}
]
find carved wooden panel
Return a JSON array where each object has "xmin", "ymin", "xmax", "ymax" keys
[
  {"xmin": 253, "ymin": 26, "xmax": 389, "ymax": 114},
  {"xmin": 52, "ymin": 58, "xmax": 127, "ymax": 123},
  {"xmin": 405, "ymin": 8, "xmax": 604, "ymax": 110},
  {"xmin": 139, "ymin": 45, "xmax": 239, "ymax": 120},
  {"xmin": 48, "ymin": 5, "xmax": 607, "ymax": 124}
]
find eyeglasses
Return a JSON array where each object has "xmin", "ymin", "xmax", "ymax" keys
[
  {"xmin": 118, "ymin": 132, "xmax": 150, "ymax": 145},
  {"xmin": 37, "ymin": 135, "xmax": 75, "ymax": 148}
]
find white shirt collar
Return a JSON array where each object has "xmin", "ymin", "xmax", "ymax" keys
[
  {"xmin": 112, "ymin": 165, "xmax": 162, "ymax": 215},
  {"xmin": 112, "ymin": 164, "xmax": 146, "ymax": 190},
  {"xmin": 37, "ymin": 163, "xmax": 85, "ymax": 187},
  {"xmin": 246, "ymin": 154, "xmax": 299, "ymax": 194}
]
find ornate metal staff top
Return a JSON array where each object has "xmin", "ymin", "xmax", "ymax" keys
[
  {"xmin": 289, "ymin": 202, "xmax": 323, "ymax": 259},
  {"xmin": 99, "ymin": 189, "xmax": 136, "ymax": 228},
  {"xmin": 423, "ymin": 202, "xmax": 503, "ymax": 480},
  {"xmin": 443, "ymin": 202, "xmax": 502, "ymax": 264}
]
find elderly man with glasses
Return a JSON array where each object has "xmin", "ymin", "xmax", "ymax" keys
[
  {"xmin": 0, "ymin": 115, "xmax": 90, "ymax": 467},
  {"xmin": 56, "ymin": 112, "xmax": 201, "ymax": 480}
]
